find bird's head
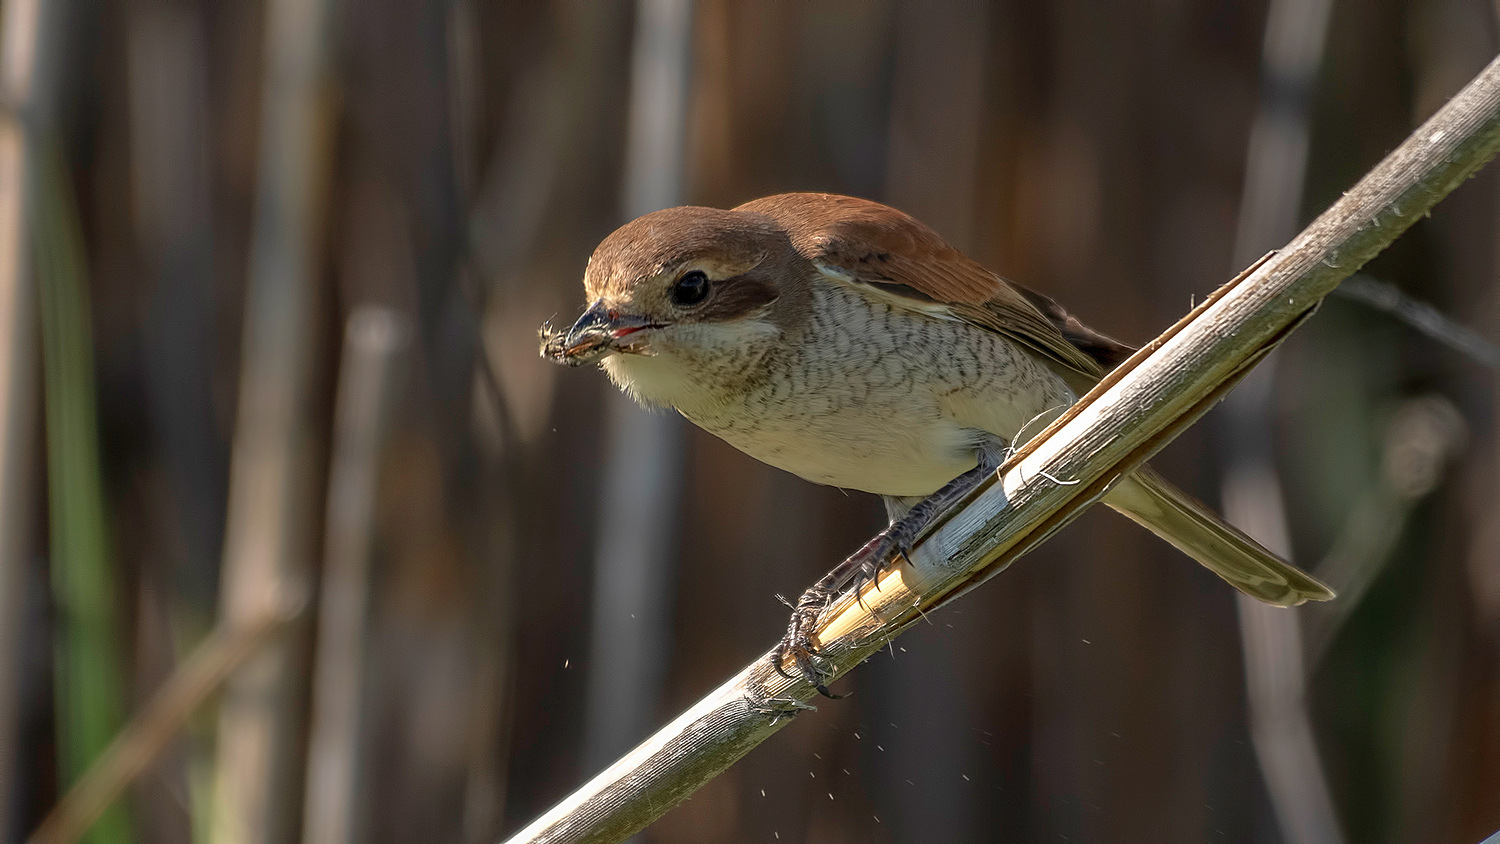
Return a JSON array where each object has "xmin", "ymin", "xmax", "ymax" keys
[{"xmin": 541, "ymin": 205, "xmax": 807, "ymax": 407}]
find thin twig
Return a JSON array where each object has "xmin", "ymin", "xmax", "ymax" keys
[
  {"xmin": 1334, "ymin": 274, "xmax": 1500, "ymax": 369},
  {"xmin": 501, "ymin": 52, "xmax": 1500, "ymax": 844},
  {"xmin": 27, "ymin": 596, "xmax": 305, "ymax": 844}
]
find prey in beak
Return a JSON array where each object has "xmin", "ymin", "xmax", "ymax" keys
[{"xmin": 540, "ymin": 301, "xmax": 663, "ymax": 367}]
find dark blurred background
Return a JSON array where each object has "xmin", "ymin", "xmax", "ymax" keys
[{"xmin": 2, "ymin": 0, "xmax": 1499, "ymax": 842}]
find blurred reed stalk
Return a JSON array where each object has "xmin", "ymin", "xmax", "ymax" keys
[
  {"xmin": 27, "ymin": 593, "xmax": 302, "ymax": 844},
  {"xmin": 445, "ymin": 3, "xmax": 512, "ymax": 836},
  {"xmin": 1220, "ymin": 0, "xmax": 1342, "ymax": 841},
  {"xmin": 581, "ymin": 0, "xmax": 694, "ymax": 775},
  {"xmin": 125, "ymin": 0, "xmax": 225, "ymax": 621},
  {"xmin": 210, "ymin": 0, "xmax": 338, "ymax": 839},
  {"xmin": 35, "ymin": 142, "xmax": 133, "ymax": 844},
  {"xmin": 302, "ymin": 308, "xmax": 406, "ymax": 844},
  {"xmin": 122, "ymin": 7, "xmax": 222, "ymax": 834},
  {"xmin": 501, "ymin": 53, "xmax": 1500, "ymax": 844},
  {"xmin": 0, "ymin": 0, "xmax": 45, "ymax": 836}
]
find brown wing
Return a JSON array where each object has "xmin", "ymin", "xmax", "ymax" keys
[
  {"xmin": 736, "ymin": 193, "xmax": 1130, "ymax": 387},
  {"xmin": 1009, "ymin": 283, "xmax": 1136, "ymax": 370}
]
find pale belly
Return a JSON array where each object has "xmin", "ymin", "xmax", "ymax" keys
[{"xmin": 686, "ymin": 402, "xmax": 981, "ymax": 497}]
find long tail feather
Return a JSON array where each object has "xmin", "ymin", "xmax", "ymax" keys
[{"xmin": 1104, "ymin": 466, "xmax": 1334, "ymax": 606}]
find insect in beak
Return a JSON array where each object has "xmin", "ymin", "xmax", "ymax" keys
[{"xmin": 540, "ymin": 301, "xmax": 664, "ymax": 366}]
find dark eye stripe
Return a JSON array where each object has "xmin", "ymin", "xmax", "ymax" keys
[{"xmin": 695, "ymin": 276, "xmax": 778, "ymax": 322}]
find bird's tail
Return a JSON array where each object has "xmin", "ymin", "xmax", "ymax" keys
[{"xmin": 1104, "ymin": 466, "xmax": 1334, "ymax": 606}]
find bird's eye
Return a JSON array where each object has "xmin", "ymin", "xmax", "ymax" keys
[{"xmin": 670, "ymin": 270, "xmax": 710, "ymax": 306}]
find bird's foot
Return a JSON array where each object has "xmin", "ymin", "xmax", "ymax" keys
[
  {"xmin": 772, "ymin": 584, "xmax": 842, "ymax": 698},
  {"xmin": 770, "ymin": 523, "xmax": 914, "ymax": 697},
  {"xmin": 771, "ymin": 439, "xmax": 1005, "ymax": 698}
]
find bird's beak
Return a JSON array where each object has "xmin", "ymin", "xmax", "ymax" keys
[{"xmin": 540, "ymin": 300, "xmax": 663, "ymax": 366}]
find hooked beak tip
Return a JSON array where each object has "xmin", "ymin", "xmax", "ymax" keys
[{"xmin": 539, "ymin": 302, "xmax": 663, "ymax": 366}]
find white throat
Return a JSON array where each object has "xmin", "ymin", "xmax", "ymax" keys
[{"xmin": 601, "ymin": 319, "xmax": 781, "ymax": 412}]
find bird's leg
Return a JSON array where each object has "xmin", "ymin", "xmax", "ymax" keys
[{"xmin": 773, "ymin": 438, "xmax": 1005, "ymax": 693}]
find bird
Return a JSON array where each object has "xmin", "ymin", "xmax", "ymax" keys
[{"xmin": 541, "ymin": 191, "xmax": 1333, "ymax": 685}]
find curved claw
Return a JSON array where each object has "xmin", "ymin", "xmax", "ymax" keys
[
  {"xmin": 772, "ymin": 639, "xmax": 842, "ymax": 698},
  {"xmin": 771, "ymin": 588, "xmax": 845, "ymax": 698},
  {"xmin": 847, "ymin": 531, "xmax": 904, "ymax": 602}
]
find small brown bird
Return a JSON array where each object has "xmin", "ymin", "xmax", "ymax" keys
[{"xmin": 543, "ymin": 192, "xmax": 1332, "ymax": 679}]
